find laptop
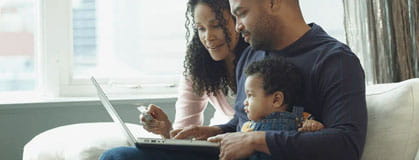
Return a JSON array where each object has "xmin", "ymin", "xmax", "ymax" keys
[{"xmin": 91, "ymin": 77, "xmax": 220, "ymax": 154}]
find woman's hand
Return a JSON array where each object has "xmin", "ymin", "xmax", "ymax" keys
[
  {"xmin": 139, "ymin": 104, "xmax": 172, "ymax": 138},
  {"xmin": 170, "ymin": 126, "xmax": 223, "ymax": 140}
]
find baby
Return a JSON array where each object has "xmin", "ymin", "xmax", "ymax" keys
[{"xmin": 241, "ymin": 57, "xmax": 324, "ymax": 159}]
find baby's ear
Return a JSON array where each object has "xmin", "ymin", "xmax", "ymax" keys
[{"xmin": 272, "ymin": 91, "xmax": 284, "ymax": 108}]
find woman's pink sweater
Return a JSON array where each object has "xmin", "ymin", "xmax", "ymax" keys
[{"xmin": 173, "ymin": 77, "xmax": 235, "ymax": 129}]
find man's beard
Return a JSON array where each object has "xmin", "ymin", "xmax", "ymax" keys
[
  {"xmin": 250, "ymin": 33, "xmax": 274, "ymax": 50},
  {"xmin": 249, "ymin": 17, "xmax": 275, "ymax": 51}
]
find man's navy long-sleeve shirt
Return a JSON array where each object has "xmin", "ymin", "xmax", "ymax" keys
[{"xmin": 217, "ymin": 23, "xmax": 367, "ymax": 160}]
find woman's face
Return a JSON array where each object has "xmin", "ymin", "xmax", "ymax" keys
[{"xmin": 193, "ymin": 3, "xmax": 239, "ymax": 61}]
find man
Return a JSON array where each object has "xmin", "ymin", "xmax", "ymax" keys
[{"xmin": 175, "ymin": 0, "xmax": 367, "ymax": 159}]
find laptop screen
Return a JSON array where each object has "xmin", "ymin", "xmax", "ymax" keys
[{"xmin": 91, "ymin": 77, "xmax": 136, "ymax": 146}]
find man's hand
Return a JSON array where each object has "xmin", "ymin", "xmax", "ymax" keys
[
  {"xmin": 208, "ymin": 132, "xmax": 269, "ymax": 160},
  {"xmin": 140, "ymin": 104, "xmax": 172, "ymax": 138},
  {"xmin": 298, "ymin": 119, "xmax": 325, "ymax": 132},
  {"xmin": 170, "ymin": 126, "xmax": 223, "ymax": 140}
]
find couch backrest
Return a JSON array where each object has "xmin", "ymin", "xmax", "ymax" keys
[{"xmin": 362, "ymin": 78, "xmax": 419, "ymax": 160}]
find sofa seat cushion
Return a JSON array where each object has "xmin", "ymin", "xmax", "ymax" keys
[{"xmin": 23, "ymin": 122, "xmax": 159, "ymax": 160}]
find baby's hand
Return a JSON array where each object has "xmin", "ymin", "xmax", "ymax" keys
[{"xmin": 298, "ymin": 120, "xmax": 324, "ymax": 132}]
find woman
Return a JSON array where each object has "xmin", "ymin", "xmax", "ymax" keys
[
  {"xmin": 140, "ymin": 0, "xmax": 247, "ymax": 139},
  {"xmin": 100, "ymin": 0, "xmax": 247, "ymax": 159}
]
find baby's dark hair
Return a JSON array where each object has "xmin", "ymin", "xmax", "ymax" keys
[{"xmin": 244, "ymin": 57, "xmax": 304, "ymax": 108}]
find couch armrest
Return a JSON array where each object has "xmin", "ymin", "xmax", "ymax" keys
[{"xmin": 23, "ymin": 122, "xmax": 159, "ymax": 160}]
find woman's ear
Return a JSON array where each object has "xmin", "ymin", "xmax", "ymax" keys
[{"xmin": 272, "ymin": 91, "xmax": 284, "ymax": 108}]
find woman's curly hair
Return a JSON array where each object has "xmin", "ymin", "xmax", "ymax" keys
[{"xmin": 184, "ymin": 0, "xmax": 248, "ymax": 96}]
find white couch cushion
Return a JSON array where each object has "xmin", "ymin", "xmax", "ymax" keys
[
  {"xmin": 23, "ymin": 122, "xmax": 159, "ymax": 160},
  {"xmin": 362, "ymin": 78, "xmax": 419, "ymax": 160}
]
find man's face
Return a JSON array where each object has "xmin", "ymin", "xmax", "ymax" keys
[{"xmin": 229, "ymin": 0, "xmax": 276, "ymax": 50}]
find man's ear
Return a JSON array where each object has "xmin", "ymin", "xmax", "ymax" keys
[{"xmin": 272, "ymin": 91, "xmax": 284, "ymax": 108}]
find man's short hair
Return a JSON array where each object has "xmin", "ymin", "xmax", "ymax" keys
[{"xmin": 244, "ymin": 56, "xmax": 304, "ymax": 107}]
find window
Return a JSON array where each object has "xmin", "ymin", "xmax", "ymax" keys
[
  {"xmin": 63, "ymin": 0, "xmax": 186, "ymax": 96},
  {"xmin": 300, "ymin": 0, "xmax": 346, "ymax": 43},
  {"xmin": 0, "ymin": 0, "xmax": 36, "ymax": 92},
  {"xmin": 0, "ymin": 0, "xmax": 347, "ymax": 98},
  {"xmin": 39, "ymin": 0, "xmax": 187, "ymax": 97},
  {"xmin": 1, "ymin": 0, "xmax": 186, "ymax": 97}
]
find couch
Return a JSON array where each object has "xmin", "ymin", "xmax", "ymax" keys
[
  {"xmin": 23, "ymin": 78, "xmax": 419, "ymax": 160},
  {"xmin": 361, "ymin": 78, "xmax": 419, "ymax": 159}
]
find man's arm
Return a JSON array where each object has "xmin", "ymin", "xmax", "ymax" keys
[{"xmin": 266, "ymin": 53, "xmax": 367, "ymax": 160}]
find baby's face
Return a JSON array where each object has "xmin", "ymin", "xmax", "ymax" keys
[{"xmin": 243, "ymin": 75, "xmax": 274, "ymax": 121}]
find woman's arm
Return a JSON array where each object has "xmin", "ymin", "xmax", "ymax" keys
[
  {"xmin": 173, "ymin": 77, "xmax": 210, "ymax": 129},
  {"xmin": 143, "ymin": 76, "xmax": 231, "ymax": 138},
  {"xmin": 141, "ymin": 76, "xmax": 209, "ymax": 138}
]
